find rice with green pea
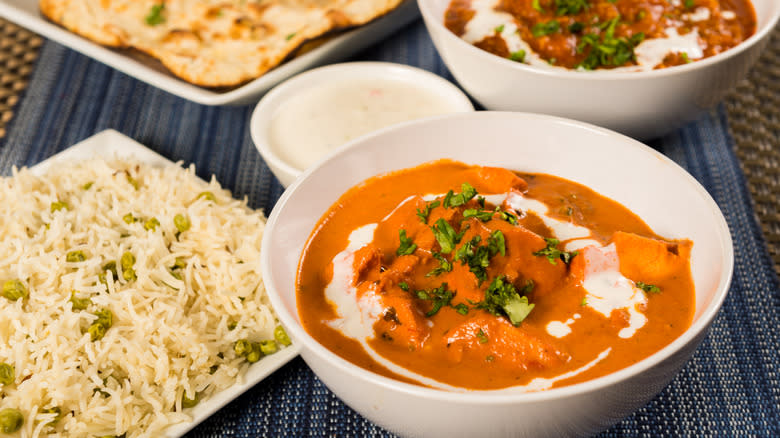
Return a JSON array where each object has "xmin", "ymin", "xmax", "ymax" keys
[{"xmin": 0, "ymin": 159, "xmax": 289, "ymax": 437}]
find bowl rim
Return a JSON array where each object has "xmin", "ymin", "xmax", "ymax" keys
[
  {"xmin": 262, "ymin": 111, "xmax": 734, "ymax": 404},
  {"xmin": 417, "ymin": 0, "xmax": 780, "ymax": 81},
  {"xmin": 250, "ymin": 61, "xmax": 475, "ymax": 185}
]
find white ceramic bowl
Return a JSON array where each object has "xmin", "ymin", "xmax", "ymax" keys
[
  {"xmin": 261, "ymin": 112, "xmax": 734, "ymax": 437},
  {"xmin": 418, "ymin": 0, "xmax": 780, "ymax": 139},
  {"xmin": 250, "ymin": 61, "xmax": 474, "ymax": 187}
]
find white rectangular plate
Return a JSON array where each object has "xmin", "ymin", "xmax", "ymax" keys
[
  {"xmin": 0, "ymin": 0, "xmax": 419, "ymax": 106},
  {"xmin": 29, "ymin": 129, "xmax": 301, "ymax": 437}
]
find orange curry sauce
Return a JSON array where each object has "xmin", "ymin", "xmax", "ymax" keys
[
  {"xmin": 297, "ymin": 161, "xmax": 694, "ymax": 390},
  {"xmin": 444, "ymin": 0, "xmax": 756, "ymax": 70}
]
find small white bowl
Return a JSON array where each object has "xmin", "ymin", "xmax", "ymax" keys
[
  {"xmin": 261, "ymin": 112, "xmax": 733, "ymax": 437},
  {"xmin": 418, "ymin": 0, "xmax": 780, "ymax": 139},
  {"xmin": 250, "ymin": 62, "xmax": 474, "ymax": 187}
]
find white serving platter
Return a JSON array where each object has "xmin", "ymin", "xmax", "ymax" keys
[
  {"xmin": 28, "ymin": 129, "xmax": 301, "ymax": 437},
  {"xmin": 0, "ymin": 0, "xmax": 420, "ymax": 106}
]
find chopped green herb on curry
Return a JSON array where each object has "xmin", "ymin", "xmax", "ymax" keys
[
  {"xmin": 533, "ymin": 237, "xmax": 578, "ymax": 265},
  {"xmin": 396, "ymin": 229, "xmax": 417, "ymax": 256},
  {"xmin": 636, "ymin": 281, "xmax": 661, "ymax": 294}
]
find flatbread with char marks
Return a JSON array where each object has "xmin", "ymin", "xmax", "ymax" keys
[{"xmin": 40, "ymin": 0, "xmax": 404, "ymax": 87}]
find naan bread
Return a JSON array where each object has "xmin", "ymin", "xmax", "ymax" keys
[{"xmin": 40, "ymin": 0, "xmax": 404, "ymax": 87}]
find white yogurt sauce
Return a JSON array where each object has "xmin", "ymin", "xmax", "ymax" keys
[
  {"xmin": 483, "ymin": 192, "xmax": 591, "ymax": 241},
  {"xmin": 581, "ymin": 244, "xmax": 648, "ymax": 339},
  {"xmin": 461, "ymin": 0, "xmax": 550, "ymax": 68},
  {"xmin": 565, "ymin": 238, "xmax": 602, "ymax": 252},
  {"xmin": 546, "ymin": 313, "xmax": 581, "ymax": 338},
  {"xmin": 462, "ymin": 0, "xmax": 706, "ymax": 72},
  {"xmin": 683, "ymin": 7, "xmax": 711, "ymax": 22},
  {"xmin": 632, "ymin": 27, "xmax": 704, "ymax": 68},
  {"xmin": 270, "ymin": 79, "xmax": 461, "ymax": 171},
  {"xmin": 325, "ymin": 224, "xmax": 382, "ymax": 340}
]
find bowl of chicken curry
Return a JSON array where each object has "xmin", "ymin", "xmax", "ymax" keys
[{"xmin": 261, "ymin": 111, "xmax": 733, "ymax": 437}]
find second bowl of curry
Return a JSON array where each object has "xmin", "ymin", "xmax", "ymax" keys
[{"xmin": 418, "ymin": 0, "xmax": 780, "ymax": 139}]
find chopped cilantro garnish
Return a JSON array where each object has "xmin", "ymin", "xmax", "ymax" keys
[
  {"xmin": 427, "ymin": 251, "xmax": 453, "ymax": 277},
  {"xmin": 576, "ymin": 16, "xmax": 644, "ymax": 70},
  {"xmin": 568, "ymin": 21, "xmax": 584, "ymax": 33},
  {"xmin": 684, "ymin": 0, "xmax": 694, "ymax": 8},
  {"xmin": 285, "ymin": 32, "xmax": 296, "ymax": 41},
  {"xmin": 396, "ymin": 229, "xmax": 417, "ymax": 256},
  {"xmin": 509, "ymin": 50, "xmax": 527, "ymax": 62},
  {"xmin": 580, "ymin": 297, "xmax": 588, "ymax": 306},
  {"xmin": 432, "ymin": 219, "xmax": 464, "ymax": 254},
  {"xmin": 496, "ymin": 207, "xmax": 519, "ymax": 225},
  {"xmin": 416, "ymin": 200, "xmax": 440, "ymax": 223},
  {"xmin": 454, "ymin": 232, "xmax": 504, "ymax": 284},
  {"xmin": 462, "ymin": 205, "xmax": 517, "ymax": 225},
  {"xmin": 415, "ymin": 283, "xmax": 455, "ymax": 317},
  {"xmin": 414, "ymin": 283, "xmax": 469, "ymax": 317},
  {"xmin": 398, "ymin": 282, "xmax": 410, "ymax": 291},
  {"xmin": 442, "ymin": 183, "xmax": 478, "ymax": 208},
  {"xmin": 503, "ymin": 295, "xmax": 535, "ymax": 325},
  {"xmin": 680, "ymin": 52, "xmax": 692, "ymax": 63},
  {"xmin": 477, "ymin": 329, "xmax": 489, "ymax": 344},
  {"xmin": 554, "ymin": 0, "xmax": 589, "ymax": 16},
  {"xmin": 145, "ymin": 4, "xmax": 165, "ymax": 26},
  {"xmin": 533, "ymin": 237, "xmax": 577, "ymax": 265},
  {"xmin": 476, "ymin": 276, "xmax": 535, "ymax": 325},
  {"xmin": 494, "ymin": 24, "xmax": 505, "ymax": 33},
  {"xmin": 455, "ymin": 236, "xmax": 490, "ymax": 283},
  {"xmin": 488, "ymin": 230, "xmax": 506, "ymax": 257},
  {"xmin": 454, "ymin": 235, "xmax": 479, "ymax": 260},
  {"xmin": 453, "ymin": 303, "xmax": 469, "ymax": 315},
  {"xmin": 441, "ymin": 191, "xmax": 454, "ymax": 208},
  {"xmin": 532, "ymin": 20, "xmax": 560, "ymax": 37},
  {"xmin": 532, "ymin": 0, "xmax": 544, "ymax": 12},
  {"xmin": 636, "ymin": 281, "xmax": 661, "ymax": 294},
  {"xmin": 486, "ymin": 355, "xmax": 495, "ymax": 362},
  {"xmin": 463, "ymin": 208, "xmax": 494, "ymax": 222}
]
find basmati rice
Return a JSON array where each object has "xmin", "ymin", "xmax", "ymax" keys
[{"xmin": 0, "ymin": 159, "xmax": 284, "ymax": 437}]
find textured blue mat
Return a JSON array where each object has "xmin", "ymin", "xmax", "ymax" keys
[{"xmin": 1, "ymin": 19, "xmax": 778, "ymax": 437}]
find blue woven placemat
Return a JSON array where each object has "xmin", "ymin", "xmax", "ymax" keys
[{"xmin": 0, "ymin": 19, "xmax": 778, "ymax": 437}]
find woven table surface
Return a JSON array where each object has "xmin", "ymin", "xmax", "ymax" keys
[
  {"xmin": 725, "ymin": 26, "xmax": 780, "ymax": 273},
  {"xmin": 0, "ymin": 19, "xmax": 42, "ymax": 139},
  {"xmin": 0, "ymin": 13, "xmax": 777, "ymax": 438}
]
